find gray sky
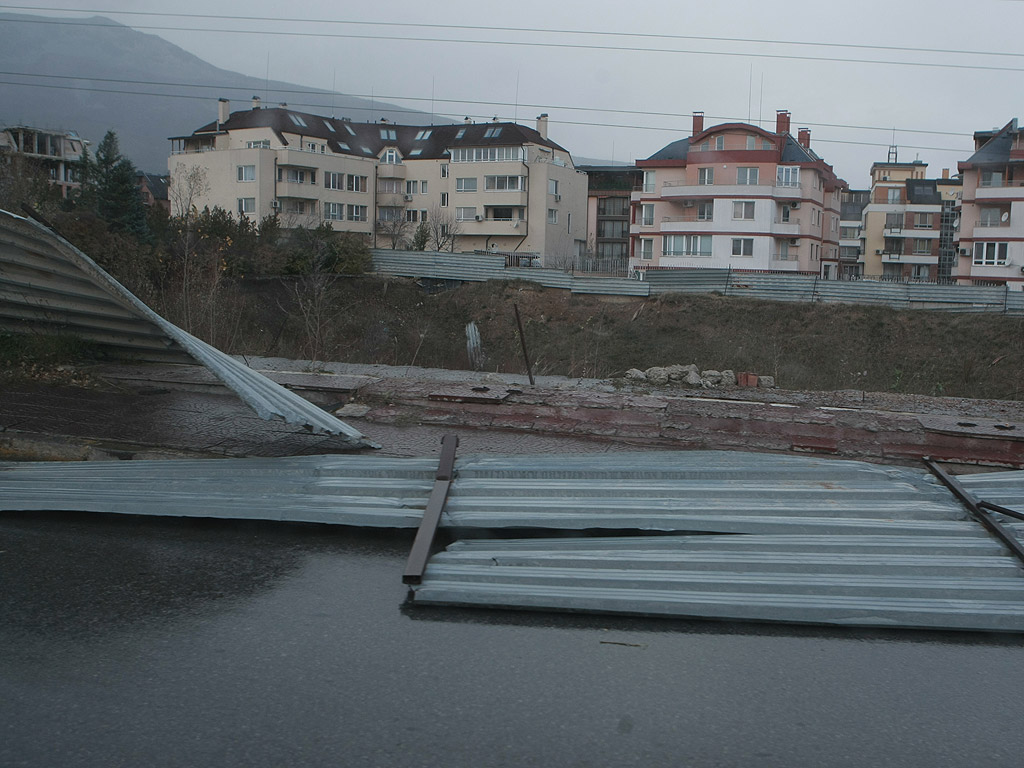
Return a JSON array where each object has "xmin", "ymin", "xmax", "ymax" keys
[{"xmin": 8, "ymin": 0, "xmax": 1024, "ymax": 186}]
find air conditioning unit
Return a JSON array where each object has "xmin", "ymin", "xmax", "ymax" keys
[
  {"xmin": 789, "ymin": 238, "xmax": 799, "ymax": 246},
  {"xmin": 474, "ymin": 214, "xmax": 483, "ymax": 221},
  {"xmin": 1019, "ymin": 265, "xmax": 1024, "ymax": 274},
  {"xmin": 270, "ymin": 200, "xmax": 281, "ymax": 210},
  {"xmin": 403, "ymin": 194, "xmax": 413, "ymax": 201},
  {"xmin": 790, "ymin": 202, "xmax": 801, "ymax": 209},
  {"xmin": 682, "ymin": 200, "xmax": 695, "ymax": 207},
  {"xmin": 959, "ymin": 248, "xmax": 970, "ymax": 257},
  {"xmin": 554, "ymin": 194, "xmax": 561, "ymax": 202},
  {"xmin": 875, "ymin": 249, "xmax": 883, "ymax": 255}
]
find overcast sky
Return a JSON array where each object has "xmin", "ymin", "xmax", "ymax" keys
[{"xmin": 9, "ymin": 0, "xmax": 1024, "ymax": 186}]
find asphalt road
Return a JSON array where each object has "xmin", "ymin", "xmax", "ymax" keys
[{"xmin": 3, "ymin": 511, "xmax": 1024, "ymax": 768}]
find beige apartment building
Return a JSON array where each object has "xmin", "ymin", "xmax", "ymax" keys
[
  {"xmin": 0, "ymin": 124, "xmax": 88, "ymax": 199},
  {"xmin": 629, "ymin": 110, "xmax": 846, "ymax": 278},
  {"xmin": 859, "ymin": 159, "xmax": 961, "ymax": 282},
  {"xmin": 169, "ymin": 100, "xmax": 587, "ymax": 265},
  {"xmin": 956, "ymin": 118, "xmax": 1024, "ymax": 290}
]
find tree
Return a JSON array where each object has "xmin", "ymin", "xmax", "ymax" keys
[
  {"xmin": 0, "ymin": 153, "xmax": 62, "ymax": 215},
  {"xmin": 411, "ymin": 221, "xmax": 429, "ymax": 251},
  {"xmin": 88, "ymin": 131, "xmax": 149, "ymax": 240},
  {"xmin": 377, "ymin": 214, "xmax": 412, "ymax": 250},
  {"xmin": 427, "ymin": 205, "xmax": 461, "ymax": 252}
]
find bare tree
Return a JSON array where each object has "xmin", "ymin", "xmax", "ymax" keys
[
  {"xmin": 169, "ymin": 163, "xmax": 209, "ymax": 218},
  {"xmin": 427, "ymin": 205, "xmax": 462, "ymax": 252},
  {"xmin": 377, "ymin": 214, "xmax": 413, "ymax": 249}
]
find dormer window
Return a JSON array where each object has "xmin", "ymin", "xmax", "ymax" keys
[{"xmin": 381, "ymin": 147, "xmax": 400, "ymax": 164}]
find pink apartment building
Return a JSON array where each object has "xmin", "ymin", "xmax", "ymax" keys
[
  {"xmin": 957, "ymin": 118, "xmax": 1024, "ymax": 290},
  {"xmin": 630, "ymin": 110, "xmax": 846, "ymax": 278}
]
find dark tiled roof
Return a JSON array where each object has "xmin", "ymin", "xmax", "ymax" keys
[
  {"xmin": 779, "ymin": 134, "xmax": 820, "ymax": 163},
  {"xmin": 185, "ymin": 108, "xmax": 568, "ymax": 159},
  {"xmin": 906, "ymin": 179, "xmax": 941, "ymax": 205},
  {"xmin": 135, "ymin": 171, "xmax": 169, "ymax": 201},
  {"xmin": 643, "ymin": 137, "xmax": 690, "ymax": 162},
  {"xmin": 963, "ymin": 119, "xmax": 1018, "ymax": 167}
]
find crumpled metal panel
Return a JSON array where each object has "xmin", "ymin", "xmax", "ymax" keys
[{"xmin": 0, "ymin": 209, "xmax": 371, "ymax": 446}]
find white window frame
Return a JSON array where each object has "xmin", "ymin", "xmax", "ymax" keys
[
  {"xmin": 324, "ymin": 202, "xmax": 344, "ymax": 221},
  {"xmin": 237, "ymin": 197, "xmax": 255, "ymax": 214},
  {"xmin": 440, "ymin": 164, "xmax": 449, "ymax": 178},
  {"xmin": 456, "ymin": 177, "xmax": 478, "ymax": 193},
  {"xmin": 776, "ymin": 166, "xmax": 800, "ymax": 188},
  {"xmin": 484, "ymin": 175, "xmax": 526, "ymax": 191},
  {"xmin": 642, "ymin": 170, "xmax": 656, "ymax": 193},
  {"xmin": 737, "ymin": 167, "xmax": 759, "ymax": 185},
  {"xmin": 547, "ymin": 208, "xmax": 558, "ymax": 224},
  {"xmin": 639, "ymin": 238, "xmax": 654, "ymax": 260},
  {"xmin": 698, "ymin": 167, "xmax": 714, "ymax": 185},
  {"xmin": 440, "ymin": 192, "xmax": 449, "ymax": 207},
  {"xmin": 347, "ymin": 174, "xmax": 367, "ymax": 192},
  {"xmin": 731, "ymin": 238, "xmax": 754, "ymax": 257},
  {"xmin": 715, "ymin": 136, "xmax": 725, "ymax": 150},
  {"xmin": 324, "ymin": 171, "xmax": 344, "ymax": 190},
  {"xmin": 640, "ymin": 203, "xmax": 655, "ymax": 226},
  {"xmin": 973, "ymin": 242, "xmax": 1008, "ymax": 265},
  {"xmin": 346, "ymin": 204, "xmax": 367, "ymax": 222},
  {"xmin": 456, "ymin": 207, "xmax": 477, "ymax": 221},
  {"xmin": 732, "ymin": 201, "xmax": 755, "ymax": 220},
  {"xmin": 237, "ymin": 165, "xmax": 255, "ymax": 182},
  {"xmin": 697, "ymin": 201, "xmax": 714, "ymax": 221}
]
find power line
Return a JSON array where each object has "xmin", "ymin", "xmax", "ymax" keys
[
  {"xmin": 2, "ymin": 16, "xmax": 1024, "ymax": 75},
  {"xmin": 0, "ymin": 78, "xmax": 973, "ymax": 155},
  {"xmin": 0, "ymin": 69, "xmax": 977, "ymax": 140},
  {"xmin": 2, "ymin": 4, "xmax": 1023, "ymax": 63}
]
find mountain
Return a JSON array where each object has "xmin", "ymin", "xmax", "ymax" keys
[{"xmin": 0, "ymin": 13, "xmax": 437, "ymax": 172}]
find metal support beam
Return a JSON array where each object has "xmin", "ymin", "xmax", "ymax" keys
[
  {"xmin": 979, "ymin": 500, "xmax": 1024, "ymax": 523},
  {"xmin": 924, "ymin": 459, "xmax": 1024, "ymax": 567},
  {"xmin": 403, "ymin": 434, "xmax": 459, "ymax": 585}
]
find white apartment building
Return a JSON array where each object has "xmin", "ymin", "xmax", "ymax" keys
[
  {"xmin": 169, "ymin": 100, "xmax": 588, "ymax": 265},
  {"xmin": 629, "ymin": 110, "xmax": 846, "ymax": 278}
]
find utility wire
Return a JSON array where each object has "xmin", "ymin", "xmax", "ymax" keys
[
  {"xmin": 1, "ymin": 16, "xmax": 1024, "ymax": 74},
  {"xmin": 0, "ymin": 78, "xmax": 973, "ymax": 154},
  {"xmin": 2, "ymin": 4, "xmax": 1022, "ymax": 62},
  {"xmin": 0, "ymin": 69, "xmax": 976, "ymax": 140}
]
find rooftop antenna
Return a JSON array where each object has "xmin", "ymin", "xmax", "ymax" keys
[
  {"xmin": 758, "ymin": 72, "xmax": 764, "ymax": 128},
  {"xmin": 747, "ymin": 63, "xmax": 753, "ymax": 123},
  {"xmin": 888, "ymin": 144, "xmax": 898, "ymax": 163},
  {"xmin": 264, "ymin": 52, "xmax": 270, "ymax": 103},
  {"xmin": 430, "ymin": 76, "xmax": 435, "ymax": 125},
  {"xmin": 514, "ymin": 70, "xmax": 520, "ymax": 123},
  {"xmin": 331, "ymin": 68, "xmax": 337, "ymax": 118}
]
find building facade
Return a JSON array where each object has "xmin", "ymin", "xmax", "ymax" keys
[
  {"xmin": 859, "ymin": 159, "xmax": 961, "ymax": 282},
  {"xmin": 629, "ymin": 110, "xmax": 846, "ymax": 278},
  {"xmin": 956, "ymin": 118, "xmax": 1024, "ymax": 290},
  {"xmin": 169, "ymin": 100, "xmax": 588, "ymax": 265},
  {"xmin": 579, "ymin": 165, "xmax": 641, "ymax": 273},
  {"xmin": 839, "ymin": 189, "xmax": 869, "ymax": 278},
  {"xmin": 0, "ymin": 125, "xmax": 88, "ymax": 199}
]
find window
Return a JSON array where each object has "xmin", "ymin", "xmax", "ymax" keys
[
  {"xmin": 548, "ymin": 179, "xmax": 559, "ymax": 195},
  {"xmin": 414, "ymin": 129, "xmax": 432, "ymax": 140},
  {"xmin": 597, "ymin": 220, "xmax": 628, "ymax": 238},
  {"xmin": 379, "ymin": 179, "xmax": 402, "ymax": 195},
  {"xmin": 237, "ymin": 165, "xmax": 255, "ymax": 182},
  {"xmin": 455, "ymin": 128, "xmax": 466, "ymax": 140},
  {"xmin": 698, "ymin": 167, "xmax": 714, "ymax": 185},
  {"xmin": 973, "ymin": 242, "xmax": 1008, "ymax": 265},
  {"xmin": 279, "ymin": 168, "xmax": 307, "ymax": 184},
  {"xmin": 421, "ymin": 210, "xmax": 429, "ymax": 222},
  {"xmin": 406, "ymin": 209, "xmax": 419, "ymax": 222},
  {"xmin": 490, "ymin": 207, "xmax": 520, "ymax": 221},
  {"xmin": 697, "ymin": 201, "xmax": 714, "ymax": 221},
  {"xmin": 421, "ymin": 181, "xmax": 427, "ymax": 194},
  {"xmin": 715, "ymin": 136, "xmax": 725, "ymax": 150},
  {"xmin": 887, "ymin": 188, "xmax": 901, "ymax": 203},
  {"xmin": 776, "ymin": 166, "xmax": 800, "ymax": 187},
  {"xmin": 456, "ymin": 177, "xmax": 477, "ymax": 192},
  {"xmin": 440, "ymin": 164, "xmax": 449, "ymax": 178},
  {"xmin": 324, "ymin": 171, "xmax": 344, "ymax": 190},
  {"xmin": 664, "ymin": 234, "xmax": 711, "ymax": 257},
  {"xmin": 915, "ymin": 213, "xmax": 933, "ymax": 229},
  {"xmin": 840, "ymin": 226, "xmax": 860, "ymax": 239},
  {"xmin": 732, "ymin": 238, "xmax": 754, "ymax": 256},
  {"xmin": 732, "ymin": 201, "xmax": 755, "ymax": 220},
  {"xmin": 284, "ymin": 200, "xmax": 308, "ymax": 215},
  {"xmin": 378, "ymin": 207, "xmax": 401, "ymax": 222},
  {"xmin": 406, "ymin": 180, "xmax": 419, "ymax": 195},
  {"xmin": 598, "ymin": 197, "xmax": 629, "ymax": 216},
  {"xmin": 642, "ymin": 171, "xmax": 656, "ymax": 193},
  {"xmin": 288, "ymin": 114, "xmax": 307, "ymax": 127},
  {"xmin": 237, "ymin": 197, "xmax": 255, "ymax": 214},
  {"xmin": 456, "ymin": 207, "xmax": 477, "ymax": 221},
  {"xmin": 347, "ymin": 204, "xmax": 367, "ymax": 222},
  {"xmin": 597, "ymin": 242, "xmax": 627, "ymax": 258},
  {"xmin": 640, "ymin": 204, "xmax": 655, "ymax": 226},
  {"xmin": 981, "ymin": 170, "xmax": 1003, "ymax": 187},
  {"xmin": 885, "ymin": 212, "xmax": 903, "ymax": 229},
  {"xmin": 381, "ymin": 148, "xmax": 400, "ymax": 164},
  {"xmin": 746, "ymin": 135, "xmax": 756, "ymax": 150},
  {"xmin": 343, "ymin": 123, "xmax": 356, "ymax": 136},
  {"xmin": 547, "ymin": 208, "xmax": 558, "ymax": 224},
  {"xmin": 324, "ymin": 202, "xmax": 343, "ymax": 221},
  {"xmin": 451, "ymin": 146, "xmax": 523, "ymax": 162},
  {"xmin": 380, "ymin": 128, "xmax": 397, "ymax": 140},
  {"xmin": 700, "ymin": 141, "xmax": 709, "ymax": 151},
  {"xmin": 780, "ymin": 205, "xmax": 791, "ymax": 223},
  {"xmin": 762, "ymin": 140, "xmax": 773, "ymax": 150},
  {"xmin": 485, "ymin": 175, "xmax": 526, "ymax": 191},
  {"xmin": 737, "ymin": 167, "xmax": 759, "ymax": 185},
  {"xmin": 810, "ymin": 208, "xmax": 821, "ymax": 226},
  {"xmin": 979, "ymin": 207, "xmax": 1005, "ymax": 226},
  {"xmin": 306, "ymin": 142, "xmax": 323, "ymax": 153},
  {"xmin": 914, "ymin": 238, "xmax": 931, "ymax": 255},
  {"xmin": 246, "ymin": 140, "xmax": 270, "ymax": 149},
  {"xmin": 639, "ymin": 238, "xmax": 654, "ymax": 260},
  {"xmin": 323, "ymin": 120, "xmax": 335, "ymax": 133},
  {"xmin": 440, "ymin": 193, "xmax": 449, "ymax": 207},
  {"xmin": 347, "ymin": 174, "xmax": 367, "ymax": 192},
  {"xmin": 483, "ymin": 127, "xmax": 502, "ymax": 138}
]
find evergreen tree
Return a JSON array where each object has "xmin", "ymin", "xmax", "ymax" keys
[{"xmin": 92, "ymin": 130, "xmax": 149, "ymax": 240}]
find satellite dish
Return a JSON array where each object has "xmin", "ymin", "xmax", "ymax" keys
[
  {"xmin": 1002, "ymin": 211, "xmax": 1010, "ymax": 222},
  {"xmin": 953, "ymin": 217, "xmax": 961, "ymax": 228}
]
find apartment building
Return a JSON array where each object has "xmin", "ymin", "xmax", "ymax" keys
[
  {"xmin": 859, "ymin": 158, "xmax": 961, "ymax": 282},
  {"xmin": 629, "ymin": 110, "xmax": 846, "ymax": 277},
  {"xmin": 839, "ymin": 189, "xmax": 869, "ymax": 278},
  {"xmin": 0, "ymin": 124, "xmax": 88, "ymax": 199},
  {"xmin": 956, "ymin": 118, "xmax": 1024, "ymax": 290},
  {"xmin": 169, "ymin": 100, "xmax": 587, "ymax": 265},
  {"xmin": 579, "ymin": 165, "xmax": 641, "ymax": 270}
]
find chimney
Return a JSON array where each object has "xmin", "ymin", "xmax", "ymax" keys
[
  {"xmin": 279, "ymin": 103, "xmax": 287, "ymax": 108},
  {"xmin": 536, "ymin": 113, "xmax": 549, "ymax": 139},
  {"xmin": 798, "ymin": 128, "xmax": 811, "ymax": 148},
  {"xmin": 217, "ymin": 98, "xmax": 230, "ymax": 126},
  {"xmin": 776, "ymin": 109, "xmax": 791, "ymax": 135},
  {"xmin": 252, "ymin": 96, "xmax": 261, "ymax": 110},
  {"xmin": 942, "ymin": 168, "xmax": 950, "ymax": 179},
  {"xmin": 464, "ymin": 117, "xmax": 472, "ymax": 124},
  {"xmin": 692, "ymin": 111, "xmax": 704, "ymax": 135},
  {"xmin": 380, "ymin": 117, "xmax": 389, "ymax": 124}
]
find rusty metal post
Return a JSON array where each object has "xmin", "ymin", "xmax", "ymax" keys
[{"xmin": 513, "ymin": 302, "xmax": 535, "ymax": 386}]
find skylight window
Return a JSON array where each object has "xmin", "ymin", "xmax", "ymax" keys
[
  {"xmin": 324, "ymin": 120, "xmax": 336, "ymax": 132},
  {"xmin": 414, "ymin": 129, "xmax": 432, "ymax": 141},
  {"xmin": 380, "ymin": 128, "xmax": 397, "ymax": 140},
  {"xmin": 455, "ymin": 128, "xmax": 466, "ymax": 140},
  {"xmin": 361, "ymin": 146, "xmax": 373, "ymax": 154},
  {"xmin": 484, "ymin": 127, "xmax": 502, "ymax": 138},
  {"xmin": 344, "ymin": 124, "xmax": 356, "ymax": 135},
  {"xmin": 338, "ymin": 142, "xmax": 350, "ymax": 151},
  {"xmin": 288, "ymin": 114, "xmax": 308, "ymax": 128},
  {"xmin": 409, "ymin": 149, "xmax": 422, "ymax": 156}
]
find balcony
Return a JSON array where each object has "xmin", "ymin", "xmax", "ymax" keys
[
  {"xmin": 974, "ymin": 180, "xmax": 1024, "ymax": 199},
  {"xmin": 883, "ymin": 227, "xmax": 906, "ymax": 238},
  {"xmin": 456, "ymin": 217, "xmax": 526, "ymax": 235},
  {"xmin": 771, "ymin": 221, "xmax": 800, "ymax": 237},
  {"xmin": 481, "ymin": 189, "xmax": 529, "ymax": 207},
  {"xmin": 880, "ymin": 252, "xmax": 937, "ymax": 265},
  {"xmin": 769, "ymin": 256, "xmax": 801, "ymax": 271},
  {"xmin": 376, "ymin": 163, "xmax": 407, "ymax": 179}
]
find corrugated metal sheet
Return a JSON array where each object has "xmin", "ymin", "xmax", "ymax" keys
[
  {"xmin": 413, "ymin": 532, "xmax": 1024, "ymax": 632},
  {"xmin": 0, "ymin": 210, "xmax": 370, "ymax": 445},
  {"xmin": 644, "ymin": 269, "xmax": 730, "ymax": 294},
  {"xmin": 0, "ymin": 454, "xmax": 436, "ymax": 526}
]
